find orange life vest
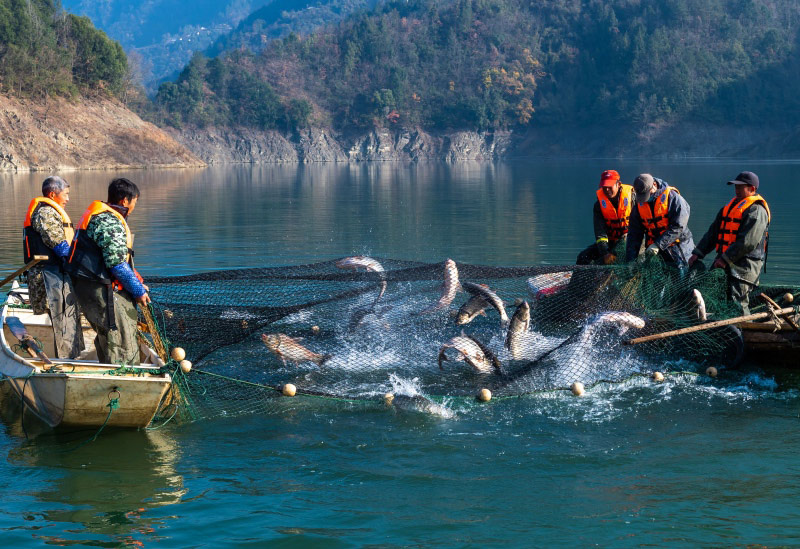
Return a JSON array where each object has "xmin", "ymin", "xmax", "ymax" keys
[
  {"xmin": 68, "ymin": 201, "xmax": 136, "ymax": 289},
  {"xmin": 22, "ymin": 197, "xmax": 74, "ymax": 265},
  {"xmin": 596, "ymin": 184, "xmax": 633, "ymax": 242},
  {"xmin": 715, "ymin": 194, "xmax": 771, "ymax": 256},
  {"xmin": 637, "ymin": 186, "xmax": 679, "ymax": 246}
]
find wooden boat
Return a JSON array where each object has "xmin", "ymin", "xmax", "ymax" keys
[
  {"xmin": 1, "ymin": 283, "xmax": 172, "ymax": 429},
  {"xmin": 740, "ymin": 319, "xmax": 800, "ymax": 367}
]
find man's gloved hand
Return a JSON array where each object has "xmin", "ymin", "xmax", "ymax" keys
[
  {"xmin": 603, "ymin": 253, "xmax": 616, "ymax": 265},
  {"xmin": 645, "ymin": 244, "xmax": 660, "ymax": 258}
]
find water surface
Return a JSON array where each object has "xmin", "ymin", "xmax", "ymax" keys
[{"xmin": 1, "ymin": 160, "xmax": 799, "ymax": 547}]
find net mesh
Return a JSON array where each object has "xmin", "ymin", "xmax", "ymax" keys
[{"xmin": 143, "ymin": 256, "xmax": 798, "ymax": 423}]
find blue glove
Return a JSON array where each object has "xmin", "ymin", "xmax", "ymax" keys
[
  {"xmin": 53, "ymin": 240, "xmax": 70, "ymax": 258},
  {"xmin": 110, "ymin": 263, "xmax": 146, "ymax": 298}
]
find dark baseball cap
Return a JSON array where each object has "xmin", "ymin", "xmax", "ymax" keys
[
  {"xmin": 633, "ymin": 173, "xmax": 655, "ymax": 204},
  {"xmin": 727, "ymin": 171, "xmax": 759, "ymax": 189}
]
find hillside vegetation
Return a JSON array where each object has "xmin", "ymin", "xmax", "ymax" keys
[
  {"xmin": 153, "ymin": 0, "xmax": 800, "ymax": 134},
  {"xmin": 0, "ymin": 0, "xmax": 128, "ymax": 99}
]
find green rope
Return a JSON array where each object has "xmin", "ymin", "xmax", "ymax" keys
[{"xmin": 60, "ymin": 390, "xmax": 120, "ymax": 452}]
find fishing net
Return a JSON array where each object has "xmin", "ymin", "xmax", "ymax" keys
[{"xmin": 143, "ymin": 256, "xmax": 798, "ymax": 423}]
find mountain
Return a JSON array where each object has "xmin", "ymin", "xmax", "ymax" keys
[
  {"xmin": 153, "ymin": 0, "xmax": 800, "ymax": 158},
  {"xmin": 0, "ymin": 1, "xmax": 202, "ymax": 171},
  {"xmin": 60, "ymin": 0, "xmax": 273, "ymax": 89},
  {"xmin": 205, "ymin": 0, "xmax": 376, "ymax": 57}
]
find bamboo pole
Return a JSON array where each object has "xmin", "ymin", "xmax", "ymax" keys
[
  {"xmin": 0, "ymin": 255, "xmax": 49, "ymax": 288},
  {"xmin": 624, "ymin": 305, "xmax": 798, "ymax": 345}
]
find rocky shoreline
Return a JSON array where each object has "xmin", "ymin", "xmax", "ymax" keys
[
  {"xmin": 0, "ymin": 95, "xmax": 204, "ymax": 172},
  {"xmin": 170, "ymin": 127, "xmax": 514, "ymax": 164},
  {"xmin": 2, "ymin": 92, "xmax": 798, "ymax": 171}
]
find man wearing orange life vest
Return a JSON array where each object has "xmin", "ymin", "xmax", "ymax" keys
[
  {"xmin": 625, "ymin": 173, "xmax": 695, "ymax": 268},
  {"xmin": 68, "ymin": 178, "xmax": 149, "ymax": 365},
  {"xmin": 22, "ymin": 176, "xmax": 85, "ymax": 358},
  {"xmin": 689, "ymin": 172, "xmax": 769, "ymax": 314},
  {"xmin": 576, "ymin": 169, "xmax": 635, "ymax": 265}
]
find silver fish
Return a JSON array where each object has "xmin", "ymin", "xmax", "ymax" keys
[
  {"xmin": 692, "ymin": 289, "xmax": 707, "ymax": 322},
  {"xmin": 261, "ymin": 333, "xmax": 331, "ymax": 366},
  {"xmin": 437, "ymin": 335, "xmax": 492, "ymax": 373},
  {"xmin": 505, "ymin": 300, "xmax": 531, "ymax": 360},
  {"xmin": 456, "ymin": 294, "xmax": 489, "ymax": 325},
  {"xmin": 385, "ymin": 394, "xmax": 455, "ymax": 419},
  {"xmin": 336, "ymin": 255, "xmax": 387, "ymax": 301},
  {"xmin": 577, "ymin": 311, "xmax": 645, "ymax": 346},
  {"xmin": 422, "ymin": 259, "xmax": 461, "ymax": 313},
  {"xmin": 462, "ymin": 281, "xmax": 509, "ymax": 324}
]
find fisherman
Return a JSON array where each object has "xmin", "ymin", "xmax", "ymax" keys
[
  {"xmin": 22, "ymin": 176, "xmax": 85, "ymax": 358},
  {"xmin": 625, "ymin": 173, "xmax": 695, "ymax": 268},
  {"xmin": 576, "ymin": 169, "xmax": 635, "ymax": 265},
  {"xmin": 68, "ymin": 178, "xmax": 149, "ymax": 365},
  {"xmin": 688, "ymin": 171, "xmax": 769, "ymax": 314}
]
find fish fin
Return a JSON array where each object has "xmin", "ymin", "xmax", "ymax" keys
[
  {"xmin": 317, "ymin": 354, "xmax": 333, "ymax": 367},
  {"xmin": 437, "ymin": 349, "xmax": 447, "ymax": 370},
  {"xmin": 479, "ymin": 310, "xmax": 487, "ymax": 317}
]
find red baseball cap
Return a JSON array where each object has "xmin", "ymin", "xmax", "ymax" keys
[{"xmin": 599, "ymin": 169, "xmax": 621, "ymax": 188}]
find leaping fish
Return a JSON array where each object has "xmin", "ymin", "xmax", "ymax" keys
[
  {"xmin": 576, "ymin": 311, "xmax": 646, "ymax": 346},
  {"xmin": 261, "ymin": 333, "xmax": 331, "ymax": 366},
  {"xmin": 421, "ymin": 259, "xmax": 461, "ymax": 313},
  {"xmin": 505, "ymin": 300, "xmax": 531, "ymax": 360},
  {"xmin": 438, "ymin": 335, "xmax": 493, "ymax": 374},
  {"xmin": 335, "ymin": 255, "xmax": 387, "ymax": 301},
  {"xmin": 456, "ymin": 293, "xmax": 489, "ymax": 325},
  {"xmin": 462, "ymin": 281, "xmax": 509, "ymax": 325}
]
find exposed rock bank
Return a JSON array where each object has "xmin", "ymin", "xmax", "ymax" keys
[
  {"xmin": 171, "ymin": 127, "xmax": 514, "ymax": 164},
  {"xmin": 0, "ymin": 94, "xmax": 204, "ymax": 172}
]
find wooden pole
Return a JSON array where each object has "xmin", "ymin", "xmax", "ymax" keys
[
  {"xmin": 624, "ymin": 305, "xmax": 798, "ymax": 345},
  {"xmin": 760, "ymin": 293, "xmax": 800, "ymax": 333},
  {"xmin": 0, "ymin": 255, "xmax": 49, "ymax": 288},
  {"xmin": 140, "ymin": 304, "xmax": 168, "ymax": 362}
]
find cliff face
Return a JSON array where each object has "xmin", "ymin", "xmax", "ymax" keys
[
  {"xmin": 0, "ymin": 94, "xmax": 205, "ymax": 172},
  {"xmin": 171, "ymin": 127, "xmax": 514, "ymax": 163}
]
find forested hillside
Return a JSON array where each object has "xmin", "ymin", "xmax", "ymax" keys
[
  {"xmin": 0, "ymin": 0, "xmax": 128, "ymax": 99},
  {"xmin": 206, "ymin": 0, "xmax": 376, "ymax": 57},
  {"xmin": 153, "ymin": 0, "xmax": 800, "ymax": 135}
]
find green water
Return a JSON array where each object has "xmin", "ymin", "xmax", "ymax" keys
[{"xmin": 1, "ymin": 160, "xmax": 800, "ymax": 547}]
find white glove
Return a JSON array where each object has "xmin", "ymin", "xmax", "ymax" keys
[{"xmin": 645, "ymin": 244, "xmax": 660, "ymax": 257}]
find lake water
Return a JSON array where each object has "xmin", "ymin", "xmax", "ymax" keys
[{"xmin": 1, "ymin": 160, "xmax": 800, "ymax": 547}]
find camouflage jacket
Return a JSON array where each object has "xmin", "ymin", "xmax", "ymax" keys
[
  {"xmin": 85, "ymin": 212, "xmax": 130, "ymax": 269},
  {"xmin": 31, "ymin": 203, "xmax": 68, "ymax": 249},
  {"xmin": 27, "ymin": 204, "xmax": 69, "ymax": 313}
]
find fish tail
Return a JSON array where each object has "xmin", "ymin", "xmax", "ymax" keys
[{"xmin": 317, "ymin": 353, "xmax": 333, "ymax": 366}]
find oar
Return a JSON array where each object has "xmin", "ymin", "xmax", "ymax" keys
[
  {"xmin": 0, "ymin": 255, "xmax": 49, "ymax": 288},
  {"xmin": 5, "ymin": 316, "xmax": 53, "ymax": 364},
  {"xmin": 624, "ymin": 305, "xmax": 798, "ymax": 345},
  {"xmin": 759, "ymin": 293, "xmax": 800, "ymax": 333},
  {"xmin": 139, "ymin": 304, "xmax": 169, "ymax": 362}
]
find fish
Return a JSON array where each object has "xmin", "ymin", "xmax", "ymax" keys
[
  {"xmin": 505, "ymin": 300, "xmax": 531, "ymax": 360},
  {"xmin": 466, "ymin": 334, "xmax": 504, "ymax": 375},
  {"xmin": 576, "ymin": 311, "xmax": 646, "ymax": 346},
  {"xmin": 385, "ymin": 393, "xmax": 455, "ymax": 418},
  {"xmin": 335, "ymin": 255, "xmax": 387, "ymax": 301},
  {"xmin": 692, "ymin": 289, "xmax": 707, "ymax": 322},
  {"xmin": 462, "ymin": 281, "xmax": 509, "ymax": 325},
  {"xmin": 456, "ymin": 294, "xmax": 489, "ymax": 325},
  {"xmin": 421, "ymin": 259, "xmax": 461, "ymax": 313},
  {"xmin": 261, "ymin": 333, "xmax": 331, "ymax": 366},
  {"xmin": 437, "ymin": 335, "xmax": 492, "ymax": 373}
]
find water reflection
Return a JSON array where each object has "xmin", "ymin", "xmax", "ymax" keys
[
  {"xmin": 0, "ymin": 160, "xmax": 797, "ymax": 279},
  {"xmin": 6, "ymin": 429, "xmax": 185, "ymax": 547}
]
